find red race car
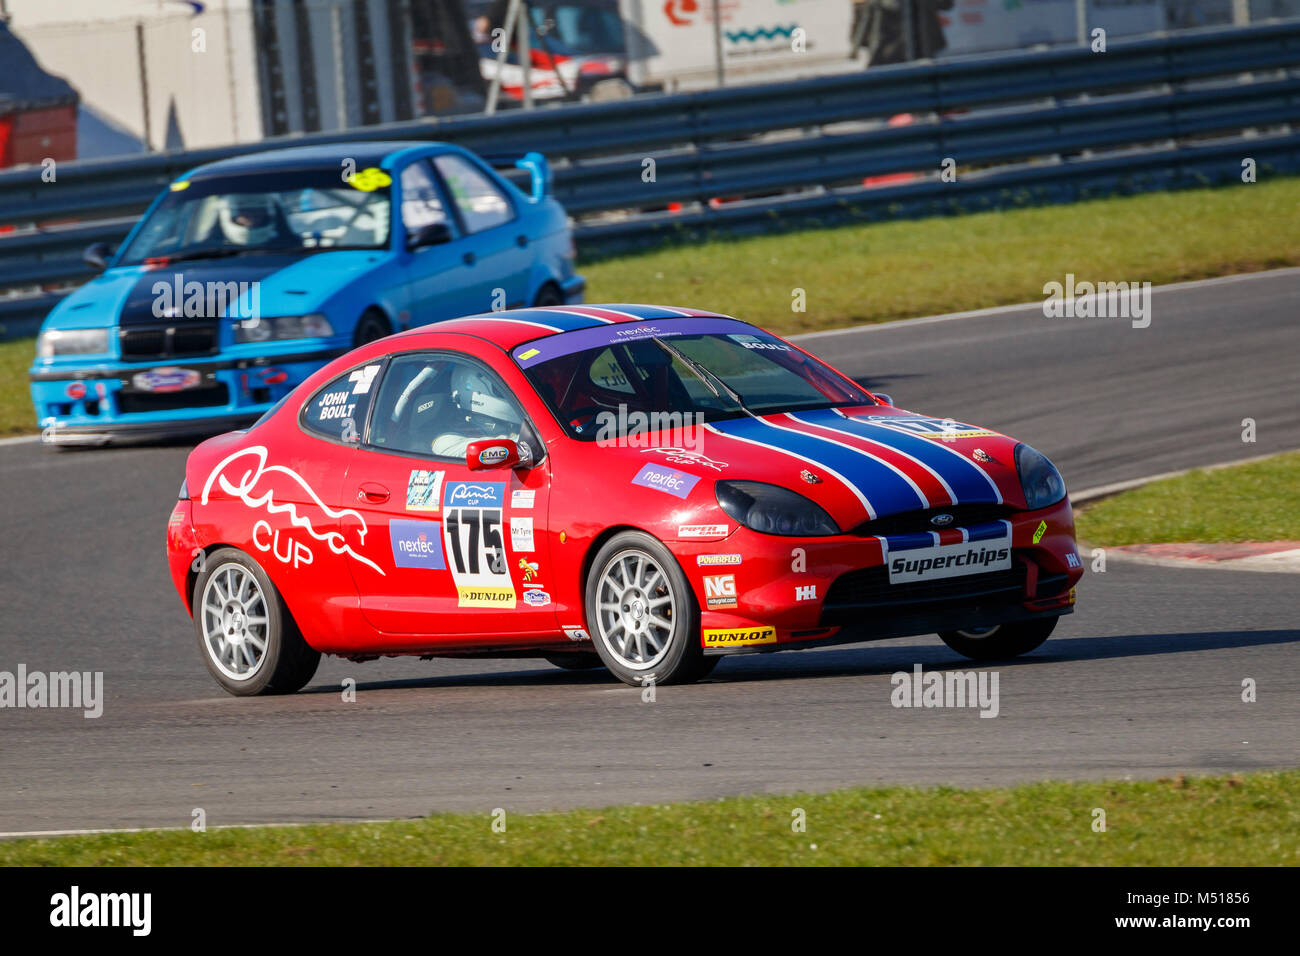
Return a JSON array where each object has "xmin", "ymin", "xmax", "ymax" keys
[{"xmin": 167, "ymin": 304, "xmax": 1083, "ymax": 695}]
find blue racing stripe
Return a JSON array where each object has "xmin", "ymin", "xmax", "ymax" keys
[
  {"xmin": 485, "ymin": 309, "xmax": 607, "ymax": 332},
  {"xmin": 800, "ymin": 409, "xmax": 1002, "ymax": 505},
  {"xmin": 967, "ymin": 521, "xmax": 1010, "ymax": 542},
  {"xmin": 883, "ymin": 532, "xmax": 936, "ymax": 552},
  {"xmin": 710, "ymin": 416, "xmax": 927, "ymax": 517}
]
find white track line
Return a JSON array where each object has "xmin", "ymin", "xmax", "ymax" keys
[
  {"xmin": 0, "ymin": 818, "xmax": 404, "ymax": 841},
  {"xmin": 788, "ymin": 266, "xmax": 1300, "ymax": 341}
]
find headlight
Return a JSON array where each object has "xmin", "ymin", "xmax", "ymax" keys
[
  {"xmin": 1015, "ymin": 443, "xmax": 1067, "ymax": 510},
  {"xmin": 715, "ymin": 480, "xmax": 840, "ymax": 536},
  {"xmin": 36, "ymin": 328, "xmax": 110, "ymax": 359},
  {"xmin": 234, "ymin": 314, "xmax": 333, "ymax": 343}
]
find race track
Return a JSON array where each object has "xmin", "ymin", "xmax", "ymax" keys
[{"xmin": 2, "ymin": 270, "xmax": 1298, "ymax": 833}]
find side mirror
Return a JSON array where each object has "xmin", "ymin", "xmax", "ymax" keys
[
  {"xmin": 873, "ymin": 392, "xmax": 894, "ymax": 406},
  {"xmin": 83, "ymin": 242, "xmax": 113, "ymax": 270},
  {"xmin": 406, "ymin": 221, "xmax": 452, "ymax": 251},
  {"xmin": 466, "ymin": 437, "xmax": 532, "ymax": 471}
]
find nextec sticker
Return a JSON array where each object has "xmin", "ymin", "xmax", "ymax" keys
[
  {"xmin": 631, "ymin": 463, "xmax": 699, "ymax": 499},
  {"xmin": 390, "ymin": 519, "xmax": 445, "ymax": 570}
]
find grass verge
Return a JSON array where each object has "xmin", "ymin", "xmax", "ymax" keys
[
  {"xmin": 0, "ymin": 337, "xmax": 34, "ymax": 437},
  {"xmin": 3, "ymin": 770, "xmax": 1296, "ymax": 866},
  {"xmin": 1075, "ymin": 452, "xmax": 1300, "ymax": 546},
  {"xmin": 584, "ymin": 177, "xmax": 1300, "ymax": 335}
]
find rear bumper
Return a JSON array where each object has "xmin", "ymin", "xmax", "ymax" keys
[{"xmin": 40, "ymin": 413, "xmax": 262, "ymax": 446}]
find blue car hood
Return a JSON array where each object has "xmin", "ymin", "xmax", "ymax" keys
[{"xmin": 42, "ymin": 250, "xmax": 387, "ymax": 330}]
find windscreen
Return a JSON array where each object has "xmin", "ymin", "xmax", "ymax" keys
[
  {"xmin": 118, "ymin": 167, "xmax": 392, "ymax": 264},
  {"xmin": 513, "ymin": 319, "xmax": 874, "ymax": 440}
]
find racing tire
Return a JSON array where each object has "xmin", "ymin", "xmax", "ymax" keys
[
  {"xmin": 532, "ymin": 283, "xmax": 564, "ymax": 307},
  {"xmin": 584, "ymin": 531, "xmax": 706, "ymax": 686},
  {"xmin": 543, "ymin": 652, "xmax": 604, "ymax": 671},
  {"xmin": 937, "ymin": 617, "xmax": 1058, "ymax": 661},
  {"xmin": 192, "ymin": 547, "xmax": 320, "ymax": 696},
  {"xmin": 352, "ymin": 310, "xmax": 391, "ymax": 347}
]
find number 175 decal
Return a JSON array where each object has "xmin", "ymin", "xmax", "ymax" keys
[{"xmin": 441, "ymin": 481, "xmax": 515, "ymax": 608}]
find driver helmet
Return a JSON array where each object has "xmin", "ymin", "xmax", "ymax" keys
[
  {"xmin": 449, "ymin": 365, "xmax": 516, "ymax": 434},
  {"xmin": 218, "ymin": 194, "xmax": 277, "ymax": 246}
]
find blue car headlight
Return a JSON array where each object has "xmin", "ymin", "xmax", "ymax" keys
[
  {"xmin": 1015, "ymin": 443, "xmax": 1067, "ymax": 510},
  {"xmin": 234, "ymin": 313, "xmax": 334, "ymax": 343},
  {"xmin": 37, "ymin": 328, "xmax": 111, "ymax": 358},
  {"xmin": 715, "ymin": 480, "xmax": 840, "ymax": 536}
]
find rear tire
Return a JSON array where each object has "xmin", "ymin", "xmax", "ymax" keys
[
  {"xmin": 937, "ymin": 617, "xmax": 1058, "ymax": 661},
  {"xmin": 532, "ymin": 283, "xmax": 564, "ymax": 307},
  {"xmin": 352, "ymin": 310, "xmax": 391, "ymax": 347},
  {"xmin": 585, "ymin": 531, "xmax": 704, "ymax": 686},
  {"xmin": 192, "ymin": 547, "xmax": 320, "ymax": 696}
]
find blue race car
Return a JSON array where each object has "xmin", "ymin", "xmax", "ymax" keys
[{"xmin": 29, "ymin": 141, "xmax": 584, "ymax": 445}]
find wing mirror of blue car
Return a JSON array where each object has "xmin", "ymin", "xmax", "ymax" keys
[
  {"xmin": 406, "ymin": 222, "xmax": 453, "ymax": 250},
  {"xmin": 466, "ymin": 437, "xmax": 533, "ymax": 471},
  {"xmin": 83, "ymin": 242, "xmax": 114, "ymax": 270}
]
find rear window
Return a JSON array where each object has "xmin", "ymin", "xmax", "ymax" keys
[{"xmin": 301, "ymin": 362, "xmax": 384, "ymax": 443}]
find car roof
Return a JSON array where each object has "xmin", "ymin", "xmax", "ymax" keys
[
  {"xmin": 184, "ymin": 141, "xmax": 455, "ymax": 179},
  {"xmin": 387, "ymin": 304, "xmax": 738, "ymax": 352}
]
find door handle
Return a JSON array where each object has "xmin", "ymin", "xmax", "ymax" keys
[
  {"xmin": 515, "ymin": 234, "xmax": 528, "ymax": 248},
  {"xmin": 357, "ymin": 482, "xmax": 390, "ymax": 503},
  {"xmin": 462, "ymin": 251, "xmax": 476, "ymax": 265}
]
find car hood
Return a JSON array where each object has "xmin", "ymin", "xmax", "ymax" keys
[
  {"xmin": 624, "ymin": 405, "xmax": 1029, "ymax": 530},
  {"xmin": 42, "ymin": 250, "xmax": 387, "ymax": 330}
]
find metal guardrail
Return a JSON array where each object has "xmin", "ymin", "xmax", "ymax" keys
[{"xmin": 1, "ymin": 20, "xmax": 1299, "ymax": 339}]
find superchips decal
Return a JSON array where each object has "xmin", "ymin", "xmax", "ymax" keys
[
  {"xmin": 441, "ymin": 480, "xmax": 513, "ymax": 607},
  {"xmin": 201, "ymin": 445, "xmax": 384, "ymax": 575},
  {"xmin": 406, "ymin": 470, "xmax": 444, "ymax": 512},
  {"xmin": 703, "ymin": 627, "xmax": 776, "ymax": 647}
]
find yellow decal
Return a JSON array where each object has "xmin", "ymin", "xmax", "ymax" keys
[
  {"xmin": 703, "ymin": 626, "xmax": 777, "ymax": 648},
  {"xmin": 347, "ymin": 167, "xmax": 393, "ymax": 192},
  {"xmin": 518, "ymin": 348, "xmax": 540, "ymax": 360},
  {"xmin": 456, "ymin": 585, "xmax": 515, "ymax": 608},
  {"xmin": 169, "ymin": 180, "xmax": 190, "ymax": 191},
  {"xmin": 1032, "ymin": 520, "xmax": 1047, "ymax": 544}
]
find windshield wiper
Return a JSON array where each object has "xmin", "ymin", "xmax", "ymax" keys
[{"xmin": 653, "ymin": 338, "xmax": 757, "ymax": 418}]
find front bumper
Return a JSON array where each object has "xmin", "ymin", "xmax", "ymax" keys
[
  {"xmin": 30, "ymin": 345, "xmax": 346, "ymax": 445},
  {"xmin": 682, "ymin": 497, "xmax": 1083, "ymax": 655},
  {"xmin": 561, "ymin": 274, "xmax": 586, "ymax": 304}
]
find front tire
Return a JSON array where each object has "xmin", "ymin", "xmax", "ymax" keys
[
  {"xmin": 532, "ymin": 283, "xmax": 564, "ymax": 307},
  {"xmin": 192, "ymin": 548, "xmax": 320, "ymax": 696},
  {"xmin": 937, "ymin": 617, "xmax": 1058, "ymax": 661},
  {"xmin": 585, "ymin": 532, "xmax": 704, "ymax": 686}
]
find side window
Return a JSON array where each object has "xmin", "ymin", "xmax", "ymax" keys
[
  {"xmin": 302, "ymin": 362, "xmax": 383, "ymax": 443},
  {"xmin": 400, "ymin": 160, "xmax": 450, "ymax": 233},
  {"xmin": 587, "ymin": 347, "xmax": 635, "ymax": 394},
  {"xmin": 433, "ymin": 154, "xmax": 514, "ymax": 233},
  {"xmin": 367, "ymin": 353, "xmax": 525, "ymax": 460}
]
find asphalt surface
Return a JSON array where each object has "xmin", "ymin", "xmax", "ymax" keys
[{"xmin": 2, "ymin": 270, "xmax": 1298, "ymax": 833}]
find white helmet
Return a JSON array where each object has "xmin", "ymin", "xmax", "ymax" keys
[
  {"xmin": 218, "ymin": 194, "xmax": 277, "ymax": 246},
  {"xmin": 450, "ymin": 365, "xmax": 516, "ymax": 431}
]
